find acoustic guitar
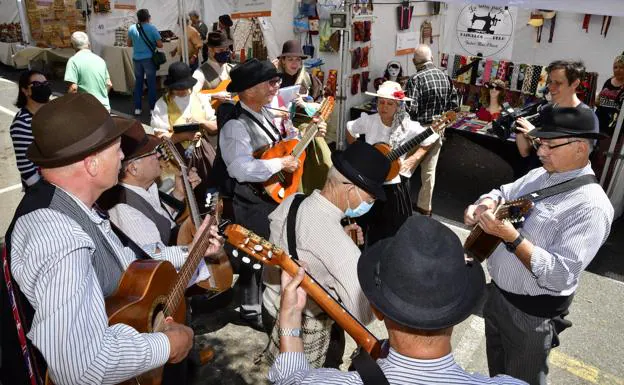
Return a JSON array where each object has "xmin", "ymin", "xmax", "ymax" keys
[
  {"xmin": 463, "ymin": 199, "xmax": 534, "ymax": 262},
  {"xmin": 374, "ymin": 111, "xmax": 457, "ymax": 181},
  {"xmin": 46, "ymin": 201, "xmax": 221, "ymax": 385},
  {"xmin": 222, "ymin": 223, "xmax": 382, "ymax": 359},
  {"xmin": 256, "ymin": 97, "xmax": 335, "ymax": 203},
  {"xmin": 199, "ymin": 79, "xmax": 239, "ymax": 109},
  {"xmin": 162, "ymin": 138, "xmax": 233, "ymax": 293}
]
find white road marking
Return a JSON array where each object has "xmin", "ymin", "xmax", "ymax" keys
[
  {"xmin": 0, "ymin": 183, "xmax": 22, "ymax": 195},
  {"xmin": 0, "ymin": 103, "xmax": 17, "ymax": 117}
]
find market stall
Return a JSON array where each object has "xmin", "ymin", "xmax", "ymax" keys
[{"xmin": 0, "ymin": 0, "xmax": 23, "ymax": 67}]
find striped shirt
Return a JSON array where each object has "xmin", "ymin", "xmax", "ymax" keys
[
  {"xmin": 263, "ymin": 191, "xmax": 373, "ymax": 323},
  {"xmin": 9, "ymin": 108, "xmax": 41, "ymax": 187},
  {"xmin": 10, "ymin": 186, "xmax": 170, "ymax": 384},
  {"xmin": 405, "ymin": 62, "xmax": 458, "ymax": 125},
  {"xmin": 480, "ymin": 164, "xmax": 614, "ymax": 296},
  {"xmin": 268, "ymin": 350, "xmax": 527, "ymax": 384},
  {"xmin": 107, "ymin": 182, "xmax": 210, "ymax": 284}
]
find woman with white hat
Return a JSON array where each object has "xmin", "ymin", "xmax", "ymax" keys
[{"xmin": 346, "ymin": 80, "xmax": 439, "ymax": 246}]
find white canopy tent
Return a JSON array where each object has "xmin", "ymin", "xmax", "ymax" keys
[{"xmin": 0, "ymin": 0, "xmax": 19, "ymax": 23}]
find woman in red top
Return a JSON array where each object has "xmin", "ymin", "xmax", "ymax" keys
[{"xmin": 476, "ymin": 79, "xmax": 506, "ymax": 121}]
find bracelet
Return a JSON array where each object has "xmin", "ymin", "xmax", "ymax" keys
[{"xmin": 278, "ymin": 327, "xmax": 302, "ymax": 338}]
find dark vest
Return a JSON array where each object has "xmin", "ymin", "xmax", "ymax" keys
[
  {"xmin": 1, "ymin": 181, "xmax": 126, "ymax": 385},
  {"xmin": 98, "ymin": 184, "xmax": 175, "ymax": 246}
]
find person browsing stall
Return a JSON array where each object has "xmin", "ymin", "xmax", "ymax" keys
[
  {"xmin": 269, "ymin": 215, "xmax": 527, "ymax": 385},
  {"xmin": 464, "ymin": 107, "xmax": 613, "ymax": 385}
]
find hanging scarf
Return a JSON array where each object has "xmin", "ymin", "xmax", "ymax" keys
[{"xmin": 388, "ymin": 102, "xmax": 409, "ymax": 149}]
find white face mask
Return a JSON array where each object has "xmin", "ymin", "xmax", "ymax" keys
[
  {"xmin": 174, "ymin": 94, "xmax": 191, "ymax": 103},
  {"xmin": 387, "ymin": 67, "xmax": 400, "ymax": 78}
]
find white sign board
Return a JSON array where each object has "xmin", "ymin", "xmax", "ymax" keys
[
  {"xmin": 396, "ymin": 31, "xmax": 419, "ymax": 56},
  {"xmin": 452, "ymin": 5, "xmax": 517, "ymax": 59},
  {"xmin": 232, "ymin": 0, "xmax": 272, "ymax": 19}
]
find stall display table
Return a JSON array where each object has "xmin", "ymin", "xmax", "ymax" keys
[
  {"xmin": 12, "ymin": 46, "xmax": 74, "ymax": 70},
  {"xmin": 101, "ymin": 40, "xmax": 178, "ymax": 94},
  {"xmin": 0, "ymin": 41, "xmax": 21, "ymax": 67}
]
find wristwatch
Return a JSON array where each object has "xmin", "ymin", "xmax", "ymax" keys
[
  {"xmin": 278, "ymin": 327, "xmax": 302, "ymax": 338},
  {"xmin": 505, "ymin": 233, "xmax": 524, "ymax": 252}
]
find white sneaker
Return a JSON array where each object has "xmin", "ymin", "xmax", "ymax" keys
[{"xmin": 133, "ymin": 109, "xmax": 142, "ymax": 116}]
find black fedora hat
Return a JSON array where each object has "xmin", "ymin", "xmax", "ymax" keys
[
  {"xmin": 227, "ymin": 58, "xmax": 283, "ymax": 93},
  {"xmin": 164, "ymin": 61, "xmax": 197, "ymax": 90},
  {"xmin": 358, "ymin": 216, "xmax": 485, "ymax": 330},
  {"xmin": 116, "ymin": 117, "xmax": 162, "ymax": 161},
  {"xmin": 528, "ymin": 104, "xmax": 607, "ymax": 139},
  {"xmin": 331, "ymin": 141, "xmax": 390, "ymax": 201},
  {"xmin": 27, "ymin": 93, "xmax": 133, "ymax": 168},
  {"xmin": 206, "ymin": 31, "xmax": 232, "ymax": 48},
  {"xmin": 219, "ymin": 14, "xmax": 233, "ymax": 28},
  {"xmin": 278, "ymin": 40, "xmax": 308, "ymax": 59}
]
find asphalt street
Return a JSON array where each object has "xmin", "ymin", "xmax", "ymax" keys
[{"xmin": 1, "ymin": 65, "xmax": 623, "ymax": 384}]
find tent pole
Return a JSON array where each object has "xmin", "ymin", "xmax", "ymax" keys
[
  {"xmin": 601, "ymin": 99, "xmax": 624, "ymax": 188},
  {"xmin": 15, "ymin": 0, "xmax": 31, "ymax": 44},
  {"xmin": 336, "ymin": 3, "xmax": 351, "ymax": 151},
  {"xmin": 179, "ymin": 0, "xmax": 189, "ymax": 65}
]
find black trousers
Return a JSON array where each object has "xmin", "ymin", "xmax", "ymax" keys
[
  {"xmin": 364, "ymin": 177, "xmax": 413, "ymax": 247},
  {"xmin": 232, "ymin": 183, "xmax": 277, "ymax": 319}
]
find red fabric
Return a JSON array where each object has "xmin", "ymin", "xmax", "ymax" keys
[{"xmin": 476, "ymin": 107, "xmax": 500, "ymax": 122}]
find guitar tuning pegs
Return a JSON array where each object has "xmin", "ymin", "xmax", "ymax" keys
[
  {"xmin": 205, "ymin": 193, "xmax": 212, "ymax": 208},
  {"xmin": 242, "ymin": 256, "xmax": 251, "ymax": 264},
  {"xmin": 252, "ymin": 263, "xmax": 262, "ymax": 270},
  {"xmin": 232, "ymin": 249, "xmax": 239, "ymax": 258}
]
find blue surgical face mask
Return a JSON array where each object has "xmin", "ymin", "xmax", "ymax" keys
[
  {"xmin": 214, "ymin": 50, "xmax": 231, "ymax": 64},
  {"xmin": 344, "ymin": 187, "xmax": 374, "ymax": 218}
]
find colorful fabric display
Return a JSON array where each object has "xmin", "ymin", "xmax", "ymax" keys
[
  {"xmin": 527, "ymin": 65, "xmax": 543, "ymax": 95},
  {"xmin": 482, "ymin": 59, "xmax": 492, "ymax": 84},
  {"xmin": 520, "ymin": 64, "xmax": 531, "ymax": 93},
  {"xmin": 353, "ymin": 21, "xmax": 364, "ymax": 41},
  {"xmin": 451, "ymin": 54, "xmax": 461, "ymax": 79},
  {"xmin": 535, "ymin": 66, "xmax": 549, "ymax": 98},
  {"xmin": 397, "ymin": 4, "xmax": 413, "ymax": 30},
  {"xmin": 361, "ymin": 70, "xmax": 370, "ymax": 93},
  {"xmin": 351, "ymin": 73, "xmax": 360, "ymax": 95},
  {"xmin": 363, "ymin": 20, "xmax": 371, "ymax": 42},
  {"xmin": 490, "ymin": 61, "xmax": 500, "ymax": 83},
  {"xmin": 510, "ymin": 64, "xmax": 520, "ymax": 91},
  {"xmin": 360, "ymin": 46, "xmax": 369, "ymax": 68},
  {"xmin": 351, "ymin": 47, "xmax": 361, "ymax": 69}
]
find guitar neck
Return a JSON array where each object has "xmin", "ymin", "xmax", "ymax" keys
[
  {"xmin": 276, "ymin": 253, "xmax": 380, "ymax": 358},
  {"xmin": 184, "ymin": 175, "xmax": 202, "ymax": 228},
  {"xmin": 386, "ymin": 127, "xmax": 435, "ymax": 161},
  {"xmin": 291, "ymin": 98, "xmax": 334, "ymax": 158},
  {"xmin": 164, "ymin": 214, "xmax": 216, "ymax": 318}
]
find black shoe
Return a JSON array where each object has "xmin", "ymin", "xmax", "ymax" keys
[{"xmin": 237, "ymin": 315, "xmax": 265, "ymax": 332}]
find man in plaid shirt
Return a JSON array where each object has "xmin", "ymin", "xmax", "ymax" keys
[{"xmin": 404, "ymin": 45, "xmax": 458, "ymax": 215}]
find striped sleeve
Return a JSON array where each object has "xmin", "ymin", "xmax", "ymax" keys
[
  {"xmin": 9, "ymin": 109, "xmax": 40, "ymax": 186},
  {"xmin": 10, "ymin": 209, "xmax": 170, "ymax": 385}
]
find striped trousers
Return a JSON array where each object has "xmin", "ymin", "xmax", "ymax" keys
[{"xmin": 484, "ymin": 284, "xmax": 555, "ymax": 385}]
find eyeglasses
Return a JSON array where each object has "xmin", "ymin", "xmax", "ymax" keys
[
  {"xmin": 268, "ymin": 77, "xmax": 283, "ymax": 87},
  {"xmin": 29, "ymin": 80, "xmax": 50, "ymax": 87},
  {"xmin": 484, "ymin": 82, "xmax": 504, "ymax": 91},
  {"xmin": 531, "ymin": 138, "xmax": 581, "ymax": 151},
  {"xmin": 127, "ymin": 144, "xmax": 165, "ymax": 162}
]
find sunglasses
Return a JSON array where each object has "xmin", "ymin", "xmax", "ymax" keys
[
  {"xmin": 29, "ymin": 80, "xmax": 50, "ymax": 87},
  {"xmin": 128, "ymin": 144, "xmax": 166, "ymax": 162},
  {"xmin": 268, "ymin": 77, "xmax": 283, "ymax": 87},
  {"xmin": 484, "ymin": 82, "xmax": 504, "ymax": 91},
  {"xmin": 531, "ymin": 138, "xmax": 581, "ymax": 151}
]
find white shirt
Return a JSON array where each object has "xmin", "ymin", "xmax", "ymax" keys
[
  {"xmin": 191, "ymin": 59, "xmax": 232, "ymax": 94},
  {"xmin": 218, "ymin": 101, "xmax": 284, "ymax": 183},
  {"xmin": 346, "ymin": 112, "xmax": 438, "ymax": 183},
  {"xmin": 150, "ymin": 93, "xmax": 215, "ymax": 134},
  {"xmin": 108, "ymin": 183, "xmax": 210, "ymax": 285}
]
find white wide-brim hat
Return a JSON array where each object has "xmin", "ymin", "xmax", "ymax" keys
[{"xmin": 365, "ymin": 80, "xmax": 413, "ymax": 102}]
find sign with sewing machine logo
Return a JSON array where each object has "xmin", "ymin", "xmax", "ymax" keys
[
  {"xmin": 453, "ymin": 5, "xmax": 517, "ymax": 59},
  {"xmin": 231, "ymin": 0, "xmax": 272, "ymax": 19}
]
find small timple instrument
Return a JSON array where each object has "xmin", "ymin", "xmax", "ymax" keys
[
  {"xmin": 374, "ymin": 111, "xmax": 457, "ymax": 181},
  {"xmin": 222, "ymin": 223, "xmax": 382, "ymax": 359},
  {"xmin": 463, "ymin": 199, "xmax": 534, "ymax": 262},
  {"xmin": 256, "ymin": 97, "xmax": 335, "ymax": 203}
]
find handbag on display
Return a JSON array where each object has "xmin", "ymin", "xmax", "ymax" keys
[
  {"xmin": 309, "ymin": 15, "xmax": 320, "ymax": 35},
  {"xmin": 294, "ymin": 15, "xmax": 310, "ymax": 33},
  {"xmin": 302, "ymin": 32, "xmax": 315, "ymax": 57},
  {"xmin": 299, "ymin": 0, "xmax": 318, "ymax": 17},
  {"xmin": 137, "ymin": 23, "xmax": 166, "ymax": 69}
]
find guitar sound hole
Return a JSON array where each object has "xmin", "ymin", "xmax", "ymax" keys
[{"xmin": 148, "ymin": 295, "xmax": 168, "ymax": 332}]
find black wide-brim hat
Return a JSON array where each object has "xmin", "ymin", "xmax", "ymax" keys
[
  {"xmin": 331, "ymin": 141, "xmax": 390, "ymax": 201},
  {"xmin": 206, "ymin": 31, "xmax": 233, "ymax": 48},
  {"xmin": 116, "ymin": 117, "xmax": 162, "ymax": 161},
  {"xmin": 528, "ymin": 104, "xmax": 607, "ymax": 139},
  {"xmin": 28, "ymin": 93, "xmax": 133, "ymax": 168},
  {"xmin": 278, "ymin": 40, "xmax": 308, "ymax": 59},
  {"xmin": 227, "ymin": 58, "xmax": 283, "ymax": 93},
  {"xmin": 358, "ymin": 216, "xmax": 485, "ymax": 330},
  {"xmin": 164, "ymin": 61, "xmax": 198, "ymax": 90}
]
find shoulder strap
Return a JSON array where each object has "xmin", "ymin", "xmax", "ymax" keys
[
  {"xmin": 351, "ymin": 348, "xmax": 390, "ymax": 385},
  {"xmin": 241, "ymin": 108, "xmax": 282, "ymax": 144},
  {"xmin": 286, "ymin": 194, "xmax": 306, "ymax": 261},
  {"xmin": 518, "ymin": 174, "xmax": 598, "ymax": 202},
  {"xmin": 136, "ymin": 23, "xmax": 157, "ymax": 53}
]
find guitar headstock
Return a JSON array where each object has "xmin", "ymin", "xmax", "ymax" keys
[
  {"xmin": 498, "ymin": 199, "xmax": 534, "ymax": 223},
  {"xmin": 317, "ymin": 97, "xmax": 335, "ymax": 121},
  {"xmin": 162, "ymin": 137, "xmax": 188, "ymax": 172},
  {"xmin": 431, "ymin": 111, "xmax": 458, "ymax": 134},
  {"xmin": 223, "ymin": 224, "xmax": 288, "ymax": 267}
]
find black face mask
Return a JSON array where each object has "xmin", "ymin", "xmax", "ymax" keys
[
  {"xmin": 214, "ymin": 51, "xmax": 231, "ymax": 64},
  {"xmin": 30, "ymin": 83, "xmax": 51, "ymax": 103}
]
